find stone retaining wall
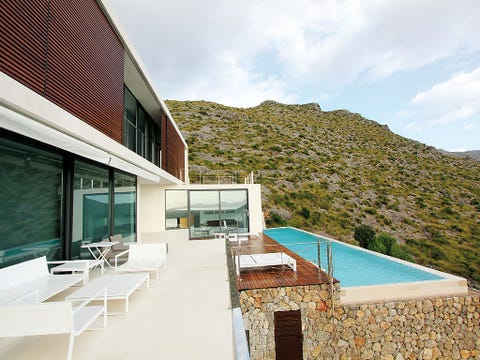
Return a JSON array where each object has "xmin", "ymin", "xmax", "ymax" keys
[{"xmin": 239, "ymin": 285, "xmax": 480, "ymax": 359}]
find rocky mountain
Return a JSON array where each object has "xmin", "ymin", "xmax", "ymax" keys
[
  {"xmin": 166, "ymin": 100, "xmax": 480, "ymax": 286},
  {"xmin": 441, "ymin": 150, "xmax": 480, "ymax": 162}
]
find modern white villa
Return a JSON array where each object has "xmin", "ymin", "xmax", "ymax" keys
[
  {"xmin": 0, "ymin": 0, "xmax": 263, "ymax": 262},
  {"xmin": 0, "ymin": 0, "xmax": 259, "ymax": 358},
  {"xmin": 1, "ymin": 1, "xmax": 478, "ymax": 360}
]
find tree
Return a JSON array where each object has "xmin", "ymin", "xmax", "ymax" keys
[{"xmin": 354, "ymin": 224, "xmax": 375, "ymax": 248}]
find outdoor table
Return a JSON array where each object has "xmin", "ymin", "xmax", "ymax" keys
[
  {"xmin": 81, "ymin": 241, "xmax": 118, "ymax": 268},
  {"xmin": 49, "ymin": 259, "xmax": 104, "ymax": 284},
  {"xmin": 66, "ymin": 273, "xmax": 149, "ymax": 314}
]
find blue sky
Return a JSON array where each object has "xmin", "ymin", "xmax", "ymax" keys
[{"xmin": 111, "ymin": 0, "xmax": 480, "ymax": 151}]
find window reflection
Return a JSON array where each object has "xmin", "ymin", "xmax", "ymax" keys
[
  {"xmin": 114, "ymin": 172, "xmax": 136, "ymax": 241},
  {"xmin": 166, "ymin": 190, "xmax": 188, "ymax": 229},
  {"xmin": 220, "ymin": 190, "xmax": 248, "ymax": 233},
  {"xmin": 189, "ymin": 190, "xmax": 220, "ymax": 238},
  {"xmin": 72, "ymin": 161, "xmax": 110, "ymax": 259},
  {"xmin": 181, "ymin": 190, "xmax": 249, "ymax": 239},
  {"xmin": 0, "ymin": 137, "xmax": 63, "ymax": 267}
]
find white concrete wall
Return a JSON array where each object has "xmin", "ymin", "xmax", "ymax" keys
[
  {"xmin": 137, "ymin": 183, "xmax": 264, "ymax": 240},
  {"xmin": 138, "ymin": 184, "xmax": 166, "ymax": 240}
]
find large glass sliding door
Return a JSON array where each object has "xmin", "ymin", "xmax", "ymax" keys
[
  {"xmin": 0, "ymin": 137, "xmax": 63, "ymax": 267},
  {"xmin": 0, "ymin": 131, "xmax": 137, "ymax": 266},
  {"xmin": 72, "ymin": 161, "xmax": 110, "ymax": 259},
  {"xmin": 165, "ymin": 190, "xmax": 188, "ymax": 229},
  {"xmin": 189, "ymin": 190, "xmax": 220, "ymax": 238},
  {"xmin": 220, "ymin": 190, "xmax": 248, "ymax": 233},
  {"xmin": 186, "ymin": 189, "xmax": 249, "ymax": 239},
  {"xmin": 113, "ymin": 172, "xmax": 136, "ymax": 241}
]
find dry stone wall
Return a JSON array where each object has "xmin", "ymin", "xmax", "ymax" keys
[{"xmin": 239, "ymin": 285, "xmax": 480, "ymax": 359}]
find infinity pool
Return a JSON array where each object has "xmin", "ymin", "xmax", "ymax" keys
[{"xmin": 264, "ymin": 227, "xmax": 443, "ymax": 287}]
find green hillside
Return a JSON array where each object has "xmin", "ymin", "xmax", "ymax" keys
[{"xmin": 166, "ymin": 100, "xmax": 480, "ymax": 287}]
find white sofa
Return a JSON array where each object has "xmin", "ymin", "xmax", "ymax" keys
[{"xmin": 0, "ymin": 256, "xmax": 85, "ymax": 305}]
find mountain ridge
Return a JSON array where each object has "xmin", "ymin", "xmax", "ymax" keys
[{"xmin": 166, "ymin": 99, "xmax": 480, "ymax": 286}]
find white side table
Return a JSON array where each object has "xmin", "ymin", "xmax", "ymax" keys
[{"xmin": 49, "ymin": 260, "xmax": 104, "ymax": 284}]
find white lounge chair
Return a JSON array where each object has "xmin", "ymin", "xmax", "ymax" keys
[
  {"xmin": 236, "ymin": 252, "xmax": 297, "ymax": 274},
  {"xmin": 114, "ymin": 243, "xmax": 167, "ymax": 279},
  {"xmin": 0, "ymin": 288, "xmax": 107, "ymax": 360}
]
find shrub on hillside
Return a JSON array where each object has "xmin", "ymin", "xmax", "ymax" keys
[
  {"xmin": 368, "ymin": 232, "xmax": 415, "ymax": 262},
  {"xmin": 354, "ymin": 224, "xmax": 375, "ymax": 248},
  {"xmin": 266, "ymin": 212, "xmax": 287, "ymax": 227}
]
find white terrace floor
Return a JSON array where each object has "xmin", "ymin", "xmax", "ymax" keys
[{"xmin": 0, "ymin": 235, "xmax": 234, "ymax": 360}]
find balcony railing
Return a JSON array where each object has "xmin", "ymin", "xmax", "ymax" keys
[{"xmin": 189, "ymin": 170, "xmax": 255, "ymax": 184}]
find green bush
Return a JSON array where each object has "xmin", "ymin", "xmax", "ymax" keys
[
  {"xmin": 354, "ymin": 224, "xmax": 375, "ymax": 248},
  {"xmin": 266, "ymin": 212, "xmax": 287, "ymax": 227},
  {"xmin": 299, "ymin": 207, "xmax": 310, "ymax": 219},
  {"xmin": 375, "ymin": 233, "xmax": 397, "ymax": 254},
  {"xmin": 368, "ymin": 236, "xmax": 386, "ymax": 253}
]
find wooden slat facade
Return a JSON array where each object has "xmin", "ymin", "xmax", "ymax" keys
[
  {"xmin": 46, "ymin": 0, "xmax": 124, "ymax": 142},
  {"xmin": 0, "ymin": 0, "xmax": 49, "ymax": 95},
  {"xmin": 161, "ymin": 112, "xmax": 185, "ymax": 181},
  {"xmin": 1, "ymin": 0, "xmax": 186, "ymax": 181},
  {"xmin": 0, "ymin": 0, "xmax": 124, "ymax": 143},
  {"xmin": 234, "ymin": 234, "xmax": 337, "ymax": 290}
]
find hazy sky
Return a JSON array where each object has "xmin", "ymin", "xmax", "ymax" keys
[{"xmin": 111, "ymin": 0, "xmax": 480, "ymax": 151}]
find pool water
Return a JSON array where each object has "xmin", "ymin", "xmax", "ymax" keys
[{"xmin": 263, "ymin": 227, "xmax": 443, "ymax": 287}]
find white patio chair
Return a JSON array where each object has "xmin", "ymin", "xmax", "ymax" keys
[
  {"xmin": 114, "ymin": 243, "xmax": 167, "ymax": 279},
  {"xmin": 0, "ymin": 288, "xmax": 107, "ymax": 360}
]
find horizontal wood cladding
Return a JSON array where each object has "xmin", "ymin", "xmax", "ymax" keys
[
  {"xmin": 0, "ymin": 0, "xmax": 49, "ymax": 95},
  {"xmin": 0, "ymin": 0, "xmax": 124, "ymax": 143},
  {"xmin": 166, "ymin": 119, "xmax": 186, "ymax": 181},
  {"xmin": 46, "ymin": 0, "xmax": 124, "ymax": 142},
  {"xmin": 161, "ymin": 113, "xmax": 185, "ymax": 181}
]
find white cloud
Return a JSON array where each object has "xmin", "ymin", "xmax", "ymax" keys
[
  {"xmin": 408, "ymin": 66, "xmax": 480, "ymax": 125},
  {"xmin": 111, "ymin": 0, "xmax": 480, "ymax": 106}
]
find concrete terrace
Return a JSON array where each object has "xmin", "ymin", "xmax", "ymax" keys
[{"xmin": 0, "ymin": 237, "xmax": 234, "ymax": 360}]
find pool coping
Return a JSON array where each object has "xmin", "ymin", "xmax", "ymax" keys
[{"xmin": 266, "ymin": 227, "xmax": 469, "ymax": 304}]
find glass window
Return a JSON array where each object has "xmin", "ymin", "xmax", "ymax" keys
[
  {"xmin": 220, "ymin": 190, "xmax": 249, "ymax": 233},
  {"xmin": 114, "ymin": 172, "xmax": 136, "ymax": 241},
  {"xmin": 123, "ymin": 85, "xmax": 162, "ymax": 166},
  {"xmin": 137, "ymin": 107, "xmax": 146, "ymax": 157},
  {"xmin": 124, "ymin": 87, "xmax": 137, "ymax": 153},
  {"xmin": 189, "ymin": 190, "xmax": 220, "ymax": 238},
  {"xmin": 166, "ymin": 190, "xmax": 188, "ymax": 229},
  {"xmin": 0, "ymin": 137, "xmax": 63, "ymax": 267},
  {"xmin": 72, "ymin": 160, "xmax": 110, "ymax": 259}
]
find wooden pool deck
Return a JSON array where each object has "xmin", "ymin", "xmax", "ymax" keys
[{"xmin": 232, "ymin": 233, "xmax": 337, "ymax": 291}]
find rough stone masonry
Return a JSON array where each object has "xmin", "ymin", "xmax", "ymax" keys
[{"xmin": 240, "ymin": 284, "xmax": 480, "ymax": 359}]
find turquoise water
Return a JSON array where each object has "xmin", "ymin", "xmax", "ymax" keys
[{"xmin": 263, "ymin": 227, "xmax": 443, "ymax": 287}]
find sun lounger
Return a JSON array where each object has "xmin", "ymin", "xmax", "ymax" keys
[
  {"xmin": 114, "ymin": 243, "xmax": 167, "ymax": 280},
  {"xmin": 236, "ymin": 252, "xmax": 297, "ymax": 274}
]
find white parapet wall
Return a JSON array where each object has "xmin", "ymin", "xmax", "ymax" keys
[{"xmin": 341, "ymin": 277, "xmax": 469, "ymax": 305}]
